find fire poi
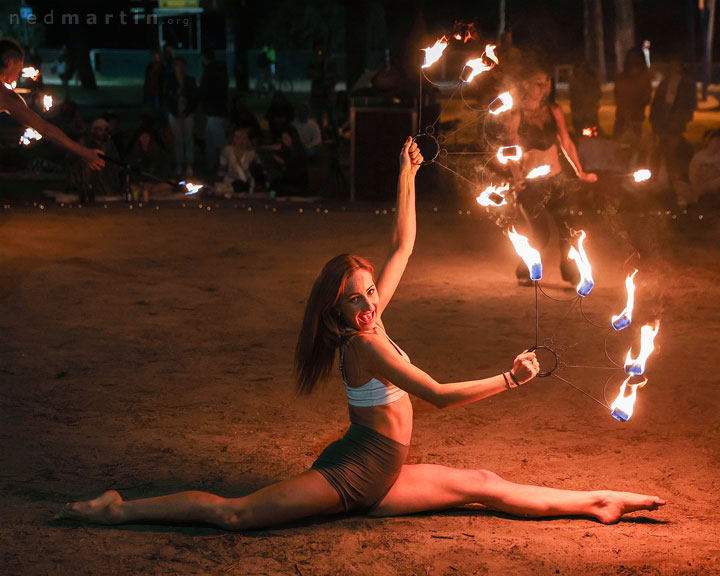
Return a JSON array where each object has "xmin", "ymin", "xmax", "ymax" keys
[{"xmin": 416, "ymin": 27, "xmax": 662, "ymax": 422}]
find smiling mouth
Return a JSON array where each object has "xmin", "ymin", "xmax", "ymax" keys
[{"xmin": 358, "ymin": 310, "xmax": 375, "ymax": 325}]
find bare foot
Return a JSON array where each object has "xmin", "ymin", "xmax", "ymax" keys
[
  {"xmin": 591, "ymin": 490, "xmax": 666, "ymax": 524},
  {"xmin": 56, "ymin": 490, "xmax": 123, "ymax": 525}
]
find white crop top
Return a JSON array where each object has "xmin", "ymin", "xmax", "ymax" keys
[{"xmin": 341, "ymin": 328, "xmax": 410, "ymax": 407}]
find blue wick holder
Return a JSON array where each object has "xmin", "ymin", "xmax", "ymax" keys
[
  {"xmin": 529, "ymin": 263, "xmax": 542, "ymax": 281},
  {"xmin": 624, "ymin": 363, "xmax": 643, "ymax": 376},
  {"xmin": 611, "ymin": 407, "xmax": 631, "ymax": 422},
  {"xmin": 612, "ymin": 314, "xmax": 631, "ymax": 331},
  {"xmin": 576, "ymin": 279, "xmax": 594, "ymax": 297}
]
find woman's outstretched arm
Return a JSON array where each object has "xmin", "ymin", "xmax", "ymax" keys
[
  {"xmin": 1, "ymin": 87, "xmax": 104, "ymax": 169},
  {"xmin": 353, "ymin": 333, "xmax": 539, "ymax": 409},
  {"xmin": 375, "ymin": 137, "xmax": 423, "ymax": 313}
]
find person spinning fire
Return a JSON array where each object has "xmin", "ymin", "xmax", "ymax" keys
[
  {"xmin": 505, "ymin": 64, "xmax": 597, "ymax": 285},
  {"xmin": 0, "ymin": 38, "xmax": 104, "ymax": 171},
  {"xmin": 59, "ymin": 138, "xmax": 664, "ymax": 530}
]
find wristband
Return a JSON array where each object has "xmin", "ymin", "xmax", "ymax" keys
[
  {"xmin": 509, "ymin": 370, "xmax": 522, "ymax": 387},
  {"xmin": 502, "ymin": 371, "xmax": 512, "ymax": 391}
]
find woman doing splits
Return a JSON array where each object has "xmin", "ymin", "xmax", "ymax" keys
[
  {"xmin": 60, "ymin": 138, "xmax": 664, "ymax": 529},
  {"xmin": 0, "ymin": 38, "xmax": 104, "ymax": 170}
]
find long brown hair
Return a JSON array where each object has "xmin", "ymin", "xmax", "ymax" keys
[{"xmin": 294, "ymin": 254, "xmax": 374, "ymax": 395}]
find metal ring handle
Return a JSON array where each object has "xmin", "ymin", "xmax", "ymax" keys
[{"xmin": 529, "ymin": 345, "xmax": 558, "ymax": 378}]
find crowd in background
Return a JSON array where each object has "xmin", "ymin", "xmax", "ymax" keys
[{"xmin": 17, "ymin": 37, "xmax": 720, "ymax": 209}]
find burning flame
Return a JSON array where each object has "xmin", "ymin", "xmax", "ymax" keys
[
  {"xmin": 421, "ymin": 37, "xmax": 449, "ymax": 69},
  {"xmin": 476, "ymin": 183, "xmax": 509, "ymax": 207},
  {"xmin": 567, "ymin": 230, "xmax": 594, "ymax": 296},
  {"xmin": 624, "ymin": 320, "xmax": 660, "ymax": 376},
  {"xmin": 508, "ymin": 226, "xmax": 543, "ymax": 281},
  {"xmin": 633, "ymin": 169, "xmax": 652, "ymax": 182},
  {"xmin": 526, "ymin": 164, "xmax": 552, "ymax": 179},
  {"xmin": 21, "ymin": 67, "xmax": 40, "ymax": 81},
  {"xmin": 610, "ymin": 376, "xmax": 648, "ymax": 421},
  {"xmin": 42, "ymin": 94, "xmax": 53, "ymax": 112},
  {"xmin": 488, "ymin": 92, "xmax": 513, "ymax": 115},
  {"xmin": 454, "ymin": 34, "xmax": 462, "ymax": 40},
  {"xmin": 582, "ymin": 126, "xmax": 598, "ymax": 137},
  {"xmin": 496, "ymin": 145, "xmax": 522, "ymax": 165},
  {"xmin": 180, "ymin": 181, "xmax": 203, "ymax": 195},
  {"xmin": 4, "ymin": 80, "xmax": 17, "ymax": 90},
  {"xmin": 460, "ymin": 44, "xmax": 498, "ymax": 82},
  {"xmin": 611, "ymin": 269, "xmax": 638, "ymax": 331},
  {"xmin": 19, "ymin": 127, "xmax": 42, "ymax": 146}
]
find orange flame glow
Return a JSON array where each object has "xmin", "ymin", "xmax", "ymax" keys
[
  {"xmin": 624, "ymin": 320, "xmax": 660, "ymax": 376},
  {"xmin": 508, "ymin": 226, "xmax": 542, "ymax": 280},
  {"xmin": 611, "ymin": 269, "xmax": 638, "ymax": 330},
  {"xmin": 610, "ymin": 376, "xmax": 648, "ymax": 421},
  {"xmin": 567, "ymin": 230, "xmax": 594, "ymax": 296},
  {"xmin": 21, "ymin": 67, "xmax": 40, "ymax": 81},
  {"xmin": 496, "ymin": 145, "xmax": 522, "ymax": 165},
  {"xmin": 180, "ymin": 181, "xmax": 203, "ymax": 195},
  {"xmin": 488, "ymin": 92, "xmax": 513, "ymax": 115},
  {"xmin": 42, "ymin": 94, "xmax": 53, "ymax": 112},
  {"xmin": 526, "ymin": 164, "xmax": 551, "ymax": 179},
  {"xmin": 421, "ymin": 37, "xmax": 449, "ymax": 69},
  {"xmin": 454, "ymin": 34, "xmax": 462, "ymax": 40},
  {"xmin": 4, "ymin": 80, "xmax": 17, "ymax": 90},
  {"xmin": 461, "ymin": 44, "xmax": 498, "ymax": 82},
  {"xmin": 633, "ymin": 169, "xmax": 652, "ymax": 182},
  {"xmin": 19, "ymin": 127, "xmax": 43, "ymax": 146},
  {"xmin": 582, "ymin": 126, "xmax": 598, "ymax": 137},
  {"xmin": 476, "ymin": 183, "xmax": 509, "ymax": 207}
]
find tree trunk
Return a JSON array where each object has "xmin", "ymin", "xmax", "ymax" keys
[
  {"xmin": 614, "ymin": 0, "xmax": 635, "ymax": 75},
  {"xmin": 583, "ymin": 0, "xmax": 606, "ymax": 82},
  {"xmin": 345, "ymin": 2, "xmax": 367, "ymax": 91}
]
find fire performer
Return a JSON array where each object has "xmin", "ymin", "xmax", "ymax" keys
[
  {"xmin": 0, "ymin": 38, "xmax": 104, "ymax": 170},
  {"xmin": 505, "ymin": 64, "xmax": 596, "ymax": 285},
  {"xmin": 60, "ymin": 138, "xmax": 663, "ymax": 529}
]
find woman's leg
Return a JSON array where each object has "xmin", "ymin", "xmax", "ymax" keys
[
  {"xmin": 59, "ymin": 469, "xmax": 344, "ymax": 530},
  {"xmin": 369, "ymin": 464, "xmax": 665, "ymax": 524}
]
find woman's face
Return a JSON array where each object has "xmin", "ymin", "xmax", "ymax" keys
[
  {"xmin": 338, "ymin": 269, "xmax": 379, "ymax": 331},
  {"xmin": 1, "ymin": 57, "xmax": 23, "ymax": 85},
  {"xmin": 525, "ymin": 72, "xmax": 551, "ymax": 101}
]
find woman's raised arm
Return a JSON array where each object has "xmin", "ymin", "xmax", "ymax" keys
[{"xmin": 375, "ymin": 137, "xmax": 423, "ymax": 313}]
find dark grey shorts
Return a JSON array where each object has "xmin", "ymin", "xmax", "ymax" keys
[{"xmin": 311, "ymin": 423, "xmax": 409, "ymax": 513}]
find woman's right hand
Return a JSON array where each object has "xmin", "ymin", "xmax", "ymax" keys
[
  {"xmin": 83, "ymin": 148, "xmax": 105, "ymax": 171},
  {"xmin": 511, "ymin": 350, "xmax": 539, "ymax": 384},
  {"xmin": 399, "ymin": 136, "xmax": 423, "ymax": 175}
]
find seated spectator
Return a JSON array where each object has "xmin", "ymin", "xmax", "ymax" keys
[
  {"xmin": 230, "ymin": 93, "xmax": 262, "ymax": 145},
  {"xmin": 265, "ymin": 90, "xmax": 294, "ymax": 141},
  {"xmin": 69, "ymin": 118, "xmax": 120, "ymax": 201},
  {"xmin": 271, "ymin": 125, "xmax": 308, "ymax": 196},
  {"xmin": 103, "ymin": 112, "xmax": 126, "ymax": 161},
  {"xmin": 56, "ymin": 100, "xmax": 86, "ymax": 141},
  {"xmin": 216, "ymin": 127, "xmax": 266, "ymax": 195},
  {"xmin": 125, "ymin": 124, "xmax": 172, "ymax": 200},
  {"xmin": 686, "ymin": 129, "xmax": 720, "ymax": 207},
  {"xmin": 292, "ymin": 103, "xmax": 322, "ymax": 158}
]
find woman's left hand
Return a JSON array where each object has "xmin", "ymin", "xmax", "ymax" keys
[
  {"xmin": 579, "ymin": 171, "xmax": 598, "ymax": 183},
  {"xmin": 400, "ymin": 137, "xmax": 423, "ymax": 175}
]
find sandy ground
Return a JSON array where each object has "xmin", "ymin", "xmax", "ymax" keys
[{"xmin": 1, "ymin": 196, "xmax": 719, "ymax": 576}]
